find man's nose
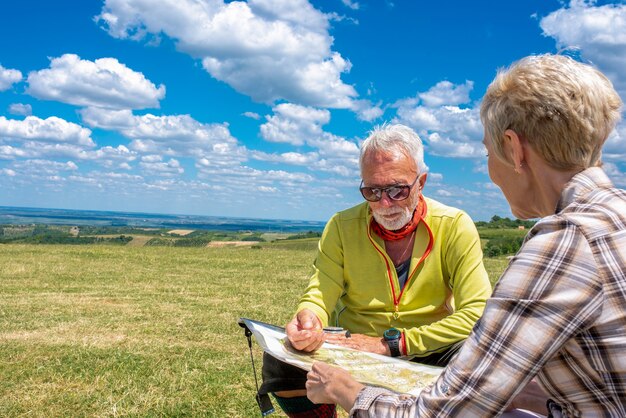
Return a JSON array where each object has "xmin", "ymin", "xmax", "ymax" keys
[{"xmin": 378, "ymin": 191, "xmax": 394, "ymax": 207}]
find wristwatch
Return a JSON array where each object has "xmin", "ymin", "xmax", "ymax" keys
[{"xmin": 383, "ymin": 327, "xmax": 402, "ymax": 357}]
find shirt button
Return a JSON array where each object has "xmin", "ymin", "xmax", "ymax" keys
[{"xmin": 441, "ymin": 384, "xmax": 449, "ymax": 394}]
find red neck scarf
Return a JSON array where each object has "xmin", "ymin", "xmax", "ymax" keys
[{"xmin": 371, "ymin": 196, "xmax": 427, "ymax": 241}]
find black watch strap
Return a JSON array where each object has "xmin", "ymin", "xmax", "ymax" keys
[{"xmin": 387, "ymin": 338, "xmax": 401, "ymax": 357}]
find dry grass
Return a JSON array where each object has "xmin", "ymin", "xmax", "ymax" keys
[
  {"xmin": 126, "ymin": 235, "xmax": 153, "ymax": 247},
  {"xmin": 206, "ymin": 241, "xmax": 257, "ymax": 247}
]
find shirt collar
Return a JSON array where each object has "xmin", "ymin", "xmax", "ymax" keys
[{"xmin": 555, "ymin": 167, "xmax": 614, "ymax": 213}]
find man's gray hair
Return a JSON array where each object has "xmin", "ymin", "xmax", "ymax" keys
[{"xmin": 359, "ymin": 123, "xmax": 428, "ymax": 174}]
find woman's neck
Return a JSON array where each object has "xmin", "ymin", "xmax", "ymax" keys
[{"xmin": 525, "ymin": 159, "xmax": 581, "ymax": 218}]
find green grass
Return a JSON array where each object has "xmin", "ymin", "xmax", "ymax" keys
[{"xmin": 0, "ymin": 243, "xmax": 508, "ymax": 417}]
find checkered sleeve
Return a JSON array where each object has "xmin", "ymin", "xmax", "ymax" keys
[{"xmin": 350, "ymin": 386, "xmax": 420, "ymax": 417}]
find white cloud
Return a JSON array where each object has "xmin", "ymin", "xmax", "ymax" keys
[
  {"xmin": 0, "ymin": 145, "xmax": 28, "ymax": 159},
  {"xmin": 1, "ymin": 168, "xmax": 16, "ymax": 176},
  {"xmin": 351, "ymin": 99, "xmax": 384, "ymax": 121},
  {"xmin": 80, "ymin": 107, "xmax": 135, "ymax": 130},
  {"xmin": 141, "ymin": 154, "xmax": 163, "ymax": 163},
  {"xmin": 27, "ymin": 54, "xmax": 165, "ymax": 109},
  {"xmin": 261, "ymin": 103, "xmax": 330, "ymax": 146},
  {"xmin": 66, "ymin": 171, "xmax": 144, "ymax": 187},
  {"xmin": 427, "ymin": 172, "xmax": 444, "ymax": 183},
  {"xmin": 603, "ymin": 161, "xmax": 626, "ymax": 188},
  {"xmin": 0, "ymin": 113, "xmax": 137, "ymax": 167},
  {"xmin": 139, "ymin": 155, "xmax": 184, "ymax": 176},
  {"xmin": 251, "ymin": 150, "xmax": 319, "ymax": 165},
  {"xmin": 86, "ymin": 145, "xmax": 137, "ymax": 168},
  {"xmin": 425, "ymin": 131, "xmax": 484, "ymax": 158},
  {"xmin": 8, "ymin": 103, "xmax": 32, "ymax": 116},
  {"xmin": 0, "ymin": 64, "xmax": 22, "ymax": 91},
  {"xmin": 540, "ymin": 1, "xmax": 626, "ymax": 99},
  {"xmin": 80, "ymin": 107, "xmax": 247, "ymax": 167},
  {"xmin": 12, "ymin": 159, "xmax": 79, "ymax": 175},
  {"xmin": 258, "ymin": 103, "xmax": 359, "ymax": 175},
  {"xmin": 194, "ymin": 163, "xmax": 315, "ymax": 194},
  {"xmin": 308, "ymin": 135, "xmax": 359, "ymax": 159},
  {"xmin": 242, "ymin": 111, "xmax": 260, "ymax": 120},
  {"xmin": 18, "ymin": 142, "xmax": 94, "ymax": 160},
  {"xmin": 418, "ymin": 80, "xmax": 474, "ymax": 107},
  {"xmin": 99, "ymin": 171, "xmax": 143, "ymax": 180},
  {"xmin": 96, "ymin": 0, "xmax": 359, "ymax": 109},
  {"xmin": 473, "ymin": 160, "xmax": 489, "ymax": 175},
  {"xmin": 0, "ymin": 116, "xmax": 94, "ymax": 147},
  {"xmin": 260, "ymin": 103, "xmax": 358, "ymax": 156},
  {"xmin": 258, "ymin": 185, "xmax": 278, "ymax": 193},
  {"xmin": 603, "ymin": 123, "xmax": 626, "ymax": 162},
  {"xmin": 341, "ymin": 0, "xmax": 360, "ymax": 10},
  {"xmin": 394, "ymin": 81, "xmax": 484, "ymax": 159}
]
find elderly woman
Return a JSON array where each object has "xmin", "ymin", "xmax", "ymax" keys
[{"xmin": 305, "ymin": 54, "xmax": 625, "ymax": 417}]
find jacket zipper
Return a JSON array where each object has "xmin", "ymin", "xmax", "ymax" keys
[{"xmin": 367, "ymin": 220, "xmax": 435, "ymax": 319}]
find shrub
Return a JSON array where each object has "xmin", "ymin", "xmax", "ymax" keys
[
  {"xmin": 281, "ymin": 231, "xmax": 322, "ymax": 240},
  {"xmin": 173, "ymin": 238, "xmax": 211, "ymax": 247},
  {"xmin": 240, "ymin": 235, "xmax": 265, "ymax": 242},
  {"xmin": 145, "ymin": 238, "xmax": 175, "ymax": 247},
  {"xmin": 484, "ymin": 236, "xmax": 525, "ymax": 257}
]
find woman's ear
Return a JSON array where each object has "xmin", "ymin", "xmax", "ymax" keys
[{"xmin": 503, "ymin": 129, "xmax": 525, "ymax": 173}]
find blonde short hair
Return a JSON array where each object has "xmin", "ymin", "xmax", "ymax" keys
[{"xmin": 480, "ymin": 54, "xmax": 622, "ymax": 170}]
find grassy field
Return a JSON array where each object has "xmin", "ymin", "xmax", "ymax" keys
[{"xmin": 0, "ymin": 242, "xmax": 509, "ymax": 417}]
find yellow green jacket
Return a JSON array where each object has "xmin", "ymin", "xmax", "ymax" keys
[{"xmin": 297, "ymin": 198, "xmax": 491, "ymax": 357}]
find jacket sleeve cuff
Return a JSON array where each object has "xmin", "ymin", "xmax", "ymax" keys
[
  {"xmin": 401, "ymin": 331, "xmax": 408, "ymax": 356},
  {"xmin": 296, "ymin": 302, "xmax": 330, "ymax": 327}
]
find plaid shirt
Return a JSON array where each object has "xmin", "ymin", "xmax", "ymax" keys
[{"xmin": 351, "ymin": 167, "xmax": 626, "ymax": 417}]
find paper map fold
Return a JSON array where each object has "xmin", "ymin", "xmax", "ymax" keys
[{"xmin": 241, "ymin": 318, "xmax": 443, "ymax": 396}]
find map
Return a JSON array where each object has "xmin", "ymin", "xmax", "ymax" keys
[{"xmin": 240, "ymin": 318, "xmax": 443, "ymax": 396}]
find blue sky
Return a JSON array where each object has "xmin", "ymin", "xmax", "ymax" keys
[{"xmin": 1, "ymin": 0, "xmax": 625, "ymax": 222}]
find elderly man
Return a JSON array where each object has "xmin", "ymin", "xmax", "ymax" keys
[
  {"xmin": 260, "ymin": 124, "xmax": 492, "ymax": 417},
  {"xmin": 306, "ymin": 55, "xmax": 626, "ymax": 417}
]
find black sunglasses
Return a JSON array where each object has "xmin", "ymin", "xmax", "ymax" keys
[{"xmin": 360, "ymin": 175, "xmax": 419, "ymax": 202}]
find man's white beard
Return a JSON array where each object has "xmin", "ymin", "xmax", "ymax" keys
[{"xmin": 372, "ymin": 206, "xmax": 413, "ymax": 231}]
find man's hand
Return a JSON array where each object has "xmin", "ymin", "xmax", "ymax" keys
[
  {"xmin": 285, "ymin": 309, "xmax": 324, "ymax": 352},
  {"xmin": 306, "ymin": 362, "xmax": 364, "ymax": 411},
  {"xmin": 323, "ymin": 332, "xmax": 390, "ymax": 355}
]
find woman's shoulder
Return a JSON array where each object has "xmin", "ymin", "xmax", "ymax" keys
[{"xmin": 549, "ymin": 186, "xmax": 626, "ymax": 240}]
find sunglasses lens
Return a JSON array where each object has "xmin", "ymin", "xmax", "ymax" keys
[
  {"xmin": 387, "ymin": 186, "xmax": 409, "ymax": 200},
  {"xmin": 360, "ymin": 187, "xmax": 380, "ymax": 202}
]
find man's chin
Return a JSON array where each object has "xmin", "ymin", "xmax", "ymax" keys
[{"xmin": 374, "ymin": 214, "xmax": 405, "ymax": 231}]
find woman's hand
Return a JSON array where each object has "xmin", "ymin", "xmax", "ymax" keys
[{"xmin": 306, "ymin": 362, "xmax": 364, "ymax": 411}]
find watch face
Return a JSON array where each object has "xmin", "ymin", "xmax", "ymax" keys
[{"xmin": 384, "ymin": 328, "xmax": 401, "ymax": 340}]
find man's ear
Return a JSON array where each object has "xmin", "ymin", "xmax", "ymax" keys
[
  {"xmin": 418, "ymin": 172, "xmax": 428, "ymax": 191},
  {"xmin": 503, "ymin": 129, "xmax": 525, "ymax": 173}
]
